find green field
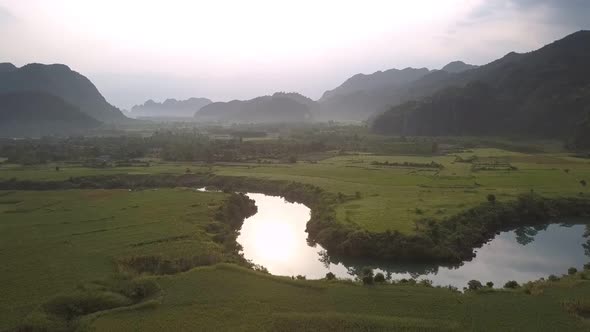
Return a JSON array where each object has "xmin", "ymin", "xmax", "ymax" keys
[
  {"xmin": 2, "ymin": 148, "xmax": 590, "ymax": 331},
  {"xmin": 3, "ymin": 148, "xmax": 590, "ymax": 234},
  {"xmin": 0, "ymin": 189, "xmax": 228, "ymax": 330}
]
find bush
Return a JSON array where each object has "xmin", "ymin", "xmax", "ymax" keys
[
  {"xmin": 374, "ymin": 273, "xmax": 386, "ymax": 283},
  {"xmin": 295, "ymin": 275, "xmax": 306, "ymax": 280},
  {"xmin": 584, "ymin": 263, "xmax": 590, "ymax": 270},
  {"xmin": 420, "ymin": 279, "xmax": 433, "ymax": 287},
  {"xmin": 548, "ymin": 274, "xmax": 560, "ymax": 282},
  {"xmin": 361, "ymin": 267, "xmax": 374, "ymax": 278},
  {"xmin": 115, "ymin": 278, "xmax": 160, "ymax": 301},
  {"xmin": 487, "ymin": 194, "xmax": 496, "ymax": 204},
  {"xmin": 504, "ymin": 280, "xmax": 519, "ymax": 289},
  {"xmin": 325, "ymin": 272, "xmax": 336, "ymax": 280},
  {"xmin": 467, "ymin": 280, "xmax": 483, "ymax": 290},
  {"xmin": 43, "ymin": 291, "xmax": 131, "ymax": 321},
  {"xmin": 568, "ymin": 267, "xmax": 578, "ymax": 275},
  {"xmin": 486, "ymin": 281, "xmax": 494, "ymax": 288},
  {"xmin": 16, "ymin": 311, "xmax": 69, "ymax": 332},
  {"xmin": 362, "ymin": 275, "xmax": 374, "ymax": 285}
]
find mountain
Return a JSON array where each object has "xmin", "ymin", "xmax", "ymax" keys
[
  {"xmin": 315, "ymin": 67, "xmax": 431, "ymax": 121},
  {"xmin": 372, "ymin": 30, "xmax": 590, "ymax": 138},
  {"xmin": 0, "ymin": 91, "xmax": 101, "ymax": 137},
  {"xmin": 441, "ymin": 61, "xmax": 478, "ymax": 73},
  {"xmin": 131, "ymin": 97, "xmax": 212, "ymax": 118},
  {"xmin": 195, "ymin": 92, "xmax": 313, "ymax": 123},
  {"xmin": 320, "ymin": 67, "xmax": 431, "ymax": 101},
  {"xmin": 0, "ymin": 63, "xmax": 127, "ymax": 122}
]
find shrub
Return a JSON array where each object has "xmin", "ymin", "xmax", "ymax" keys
[
  {"xmin": 562, "ymin": 299, "xmax": 590, "ymax": 318},
  {"xmin": 568, "ymin": 267, "xmax": 578, "ymax": 275},
  {"xmin": 374, "ymin": 273, "xmax": 386, "ymax": 283},
  {"xmin": 362, "ymin": 275, "xmax": 374, "ymax": 285},
  {"xmin": 486, "ymin": 281, "xmax": 494, "ymax": 288},
  {"xmin": 116, "ymin": 278, "xmax": 160, "ymax": 301},
  {"xmin": 548, "ymin": 274, "xmax": 560, "ymax": 282},
  {"xmin": 487, "ymin": 194, "xmax": 496, "ymax": 204},
  {"xmin": 584, "ymin": 263, "xmax": 590, "ymax": 270},
  {"xmin": 43, "ymin": 291, "xmax": 131, "ymax": 321},
  {"xmin": 16, "ymin": 311, "xmax": 68, "ymax": 332},
  {"xmin": 467, "ymin": 280, "xmax": 483, "ymax": 290},
  {"xmin": 504, "ymin": 280, "xmax": 519, "ymax": 289},
  {"xmin": 361, "ymin": 267, "xmax": 374, "ymax": 278},
  {"xmin": 295, "ymin": 275, "xmax": 306, "ymax": 280},
  {"xmin": 325, "ymin": 272, "xmax": 336, "ymax": 280},
  {"xmin": 581, "ymin": 180, "xmax": 587, "ymax": 187},
  {"xmin": 420, "ymin": 279, "xmax": 433, "ymax": 287}
]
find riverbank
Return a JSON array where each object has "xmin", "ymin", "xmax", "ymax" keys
[{"xmin": 3, "ymin": 173, "xmax": 589, "ymax": 265}]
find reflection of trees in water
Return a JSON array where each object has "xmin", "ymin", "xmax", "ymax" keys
[
  {"xmin": 318, "ymin": 250, "xmax": 462, "ymax": 279},
  {"xmin": 317, "ymin": 223, "xmax": 590, "ymax": 277},
  {"xmin": 513, "ymin": 224, "xmax": 548, "ymax": 246},
  {"xmin": 584, "ymin": 224, "xmax": 590, "ymax": 257}
]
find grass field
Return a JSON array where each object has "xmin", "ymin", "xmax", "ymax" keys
[
  {"xmin": 2, "ymin": 148, "xmax": 590, "ymax": 234},
  {"xmin": 87, "ymin": 264, "xmax": 590, "ymax": 331},
  {"xmin": 2, "ymin": 148, "xmax": 590, "ymax": 330},
  {"xmin": 0, "ymin": 189, "xmax": 227, "ymax": 330}
]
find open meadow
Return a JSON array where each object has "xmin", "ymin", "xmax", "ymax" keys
[{"xmin": 2, "ymin": 147, "xmax": 590, "ymax": 331}]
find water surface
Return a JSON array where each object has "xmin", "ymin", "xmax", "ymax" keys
[{"xmin": 237, "ymin": 193, "xmax": 590, "ymax": 287}]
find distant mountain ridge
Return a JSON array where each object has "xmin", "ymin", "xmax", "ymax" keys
[
  {"xmin": 0, "ymin": 63, "xmax": 127, "ymax": 122},
  {"xmin": 131, "ymin": 97, "xmax": 212, "ymax": 118},
  {"xmin": 0, "ymin": 91, "xmax": 100, "ymax": 137},
  {"xmin": 371, "ymin": 30, "xmax": 590, "ymax": 138},
  {"xmin": 195, "ymin": 92, "xmax": 314, "ymax": 123},
  {"xmin": 314, "ymin": 61, "xmax": 477, "ymax": 121},
  {"xmin": 441, "ymin": 61, "xmax": 478, "ymax": 73}
]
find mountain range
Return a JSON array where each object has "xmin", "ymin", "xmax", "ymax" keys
[
  {"xmin": 1, "ymin": 30, "xmax": 589, "ymax": 141},
  {"xmin": 195, "ymin": 92, "xmax": 314, "ymax": 123},
  {"xmin": 131, "ymin": 97, "xmax": 212, "ymax": 118},
  {"xmin": 0, "ymin": 91, "xmax": 100, "ymax": 137},
  {"xmin": 0, "ymin": 63, "xmax": 126, "ymax": 123},
  {"xmin": 313, "ymin": 61, "xmax": 477, "ymax": 121},
  {"xmin": 371, "ymin": 30, "xmax": 590, "ymax": 138}
]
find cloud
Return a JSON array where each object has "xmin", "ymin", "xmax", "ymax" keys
[
  {"xmin": 0, "ymin": 5, "xmax": 15, "ymax": 25},
  {"xmin": 471, "ymin": 0, "xmax": 590, "ymax": 29}
]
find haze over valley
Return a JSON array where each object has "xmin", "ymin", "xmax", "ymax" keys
[{"xmin": 2, "ymin": 1, "xmax": 590, "ymax": 331}]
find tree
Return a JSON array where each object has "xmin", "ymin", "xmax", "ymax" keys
[
  {"xmin": 486, "ymin": 281, "xmax": 494, "ymax": 288},
  {"xmin": 504, "ymin": 280, "xmax": 519, "ymax": 289},
  {"xmin": 568, "ymin": 267, "xmax": 578, "ymax": 275},
  {"xmin": 374, "ymin": 272, "xmax": 385, "ymax": 283},
  {"xmin": 325, "ymin": 272, "xmax": 336, "ymax": 280},
  {"xmin": 467, "ymin": 280, "xmax": 483, "ymax": 290},
  {"xmin": 487, "ymin": 194, "xmax": 496, "ymax": 204},
  {"xmin": 361, "ymin": 267, "xmax": 374, "ymax": 285}
]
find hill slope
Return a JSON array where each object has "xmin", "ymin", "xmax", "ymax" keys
[
  {"xmin": 131, "ymin": 97, "xmax": 212, "ymax": 118},
  {"xmin": 0, "ymin": 63, "xmax": 127, "ymax": 122},
  {"xmin": 372, "ymin": 30, "xmax": 590, "ymax": 138},
  {"xmin": 195, "ymin": 92, "xmax": 313, "ymax": 123},
  {"xmin": 315, "ymin": 67, "xmax": 431, "ymax": 121},
  {"xmin": 0, "ymin": 91, "xmax": 101, "ymax": 137}
]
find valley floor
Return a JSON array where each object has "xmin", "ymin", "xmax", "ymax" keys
[{"xmin": 1, "ymin": 148, "xmax": 590, "ymax": 331}]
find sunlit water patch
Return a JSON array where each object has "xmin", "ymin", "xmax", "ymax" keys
[{"xmin": 231, "ymin": 192, "xmax": 589, "ymax": 287}]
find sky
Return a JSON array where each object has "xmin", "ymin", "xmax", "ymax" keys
[{"xmin": 0, "ymin": 0, "xmax": 588, "ymax": 109}]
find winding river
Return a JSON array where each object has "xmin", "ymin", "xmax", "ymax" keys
[{"xmin": 224, "ymin": 191, "xmax": 590, "ymax": 287}]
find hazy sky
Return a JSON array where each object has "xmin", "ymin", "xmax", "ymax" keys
[{"xmin": 0, "ymin": 0, "xmax": 588, "ymax": 109}]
